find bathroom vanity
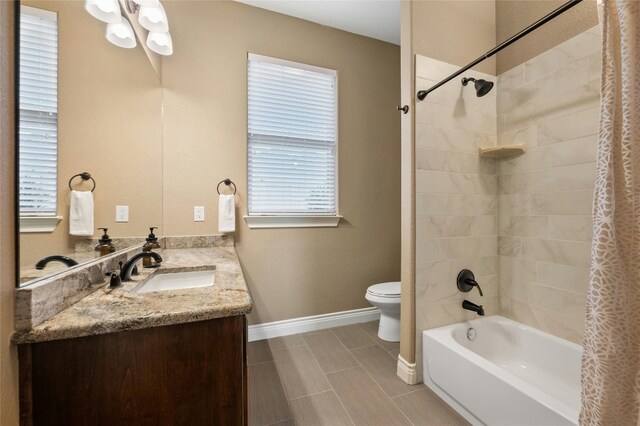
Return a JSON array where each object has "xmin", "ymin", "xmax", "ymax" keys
[{"xmin": 14, "ymin": 238, "xmax": 252, "ymax": 425}]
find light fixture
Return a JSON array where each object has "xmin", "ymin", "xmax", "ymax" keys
[
  {"xmin": 84, "ymin": 0, "xmax": 122, "ymax": 24},
  {"xmin": 106, "ymin": 17, "xmax": 137, "ymax": 49},
  {"xmin": 146, "ymin": 31, "xmax": 173, "ymax": 56},
  {"xmin": 138, "ymin": 2, "xmax": 169, "ymax": 33}
]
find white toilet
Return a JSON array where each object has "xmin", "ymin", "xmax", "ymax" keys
[{"xmin": 365, "ymin": 281, "xmax": 401, "ymax": 342}]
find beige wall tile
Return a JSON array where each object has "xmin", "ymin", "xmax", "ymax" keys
[
  {"xmin": 523, "ymin": 29, "xmax": 600, "ymax": 82},
  {"xmin": 521, "ymin": 238, "xmax": 591, "ymax": 267},
  {"xmin": 499, "ymin": 58, "xmax": 590, "ymax": 115},
  {"xmin": 499, "ymin": 215, "xmax": 548, "ymax": 238},
  {"xmin": 493, "ymin": 27, "xmax": 599, "ymax": 344},
  {"xmin": 498, "ymin": 193, "xmax": 532, "ymax": 216},
  {"xmin": 498, "ymin": 236, "xmax": 522, "ymax": 257},
  {"xmin": 512, "ymin": 162, "xmax": 596, "ymax": 193},
  {"xmin": 537, "ymin": 262, "xmax": 590, "ymax": 294},
  {"xmin": 549, "ymin": 215, "xmax": 593, "ymax": 242},
  {"xmin": 497, "ymin": 64, "xmax": 525, "ymax": 93},
  {"xmin": 510, "ymin": 279, "xmax": 587, "ymax": 318},
  {"xmin": 416, "ymin": 102, "xmax": 497, "ymax": 136},
  {"xmin": 498, "ymin": 126, "xmax": 537, "ymax": 148},
  {"xmin": 536, "ymin": 107, "xmax": 599, "ymax": 145},
  {"xmin": 525, "ymin": 136, "xmax": 597, "ymax": 171},
  {"xmin": 502, "ymin": 79, "xmax": 599, "ymax": 134},
  {"xmin": 531, "ymin": 190, "xmax": 594, "ymax": 215}
]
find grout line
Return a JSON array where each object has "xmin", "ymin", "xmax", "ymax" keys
[
  {"xmin": 390, "ymin": 387, "xmax": 427, "ymax": 400},
  {"xmin": 287, "ymin": 389, "xmax": 335, "ymax": 403}
]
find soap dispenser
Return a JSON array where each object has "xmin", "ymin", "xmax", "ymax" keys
[
  {"xmin": 95, "ymin": 228, "xmax": 116, "ymax": 256},
  {"xmin": 143, "ymin": 227, "xmax": 161, "ymax": 268}
]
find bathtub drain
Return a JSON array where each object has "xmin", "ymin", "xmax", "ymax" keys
[{"xmin": 467, "ymin": 327, "xmax": 476, "ymax": 341}]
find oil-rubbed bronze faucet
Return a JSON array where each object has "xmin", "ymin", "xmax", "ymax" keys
[
  {"xmin": 462, "ymin": 300, "xmax": 485, "ymax": 316},
  {"xmin": 120, "ymin": 252, "xmax": 163, "ymax": 281},
  {"xmin": 35, "ymin": 255, "xmax": 79, "ymax": 270}
]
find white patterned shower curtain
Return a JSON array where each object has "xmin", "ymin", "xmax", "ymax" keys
[{"xmin": 580, "ymin": 1, "xmax": 640, "ymax": 425}]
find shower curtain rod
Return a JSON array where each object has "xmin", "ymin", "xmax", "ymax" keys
[{"xmin": 416, "ymin": 0, "xmax": 584, "ymax": 101}]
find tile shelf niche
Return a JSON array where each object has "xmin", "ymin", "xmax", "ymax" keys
[{"xmin": 478, "ymin": 144, "xmax": 526, "ymax": 159}]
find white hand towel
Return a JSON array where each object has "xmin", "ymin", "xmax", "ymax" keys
[
  {"xmin": 70, "ymin": 190, "xmax": 94, "ymax": 236},
  {"xmin": 218, "ymin": 194, "xmax": 235, "ymax": 233}
]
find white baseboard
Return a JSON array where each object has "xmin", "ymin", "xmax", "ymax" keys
[
  {"xmin": 397, "ymin": 354, "xmax": 418, "ymax": 385},
  {"xmin": 248, "ymin": 307, "xmax": 380, "ymax": 342}
]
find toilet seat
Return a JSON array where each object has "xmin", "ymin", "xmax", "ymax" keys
[{"xmin": 367, "ymin": 281, "xmax": 401, "ymax": 298}]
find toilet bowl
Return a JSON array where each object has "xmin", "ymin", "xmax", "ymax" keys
[{"xmin": 365, "ymin": 281, "xmax": 401, "ymax": 342}]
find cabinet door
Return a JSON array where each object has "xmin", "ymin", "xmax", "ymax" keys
[{"xmin": 20, "ymin": 316, "xmax": 247, "ymax": 426}]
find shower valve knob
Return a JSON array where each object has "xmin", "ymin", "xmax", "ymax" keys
[{"xmin": 457, "ymin": 269, "xmax": 483, "ymax": 297}]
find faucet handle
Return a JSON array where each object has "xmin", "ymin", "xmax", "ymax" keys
[
  {"xmin": 466, "ymin": 278, "xmax": 483, "ymax": 297},
  {"xmin": 457, "ymin": 269, "xmax": 483, "ymax": 297},
  {"xmin": 109, "ymin": 273, "xmax": 122, "ymax": 289}
]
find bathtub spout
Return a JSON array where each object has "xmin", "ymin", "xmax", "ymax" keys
[{"xmin": 462, "ymin": 300, "xmax": 484, "ymax": 316}]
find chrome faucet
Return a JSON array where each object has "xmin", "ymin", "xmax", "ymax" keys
[
  {"xmin": 35, "ymin": 255, "xmax": 79, "ymax": 270},
  {"xmin": 120, "ymin": 252, "xmax": 163, "ymax": 281},
  {"xmin": 462, "ymin": 300, "xmax": 485, "ymax": 316}
]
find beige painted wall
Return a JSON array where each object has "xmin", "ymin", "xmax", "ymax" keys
[
  {"xmin": 20, "ymin": 0, "xmax": 163, "ymax": 266},
  {"xmin": 495, "ymin": 0, "xmax": 598, "ymax": 74},
  {"xmin": 412, "ymin": 0, "xmax": 497, "ymax": 76},
  {"xmin": 161, "ymin": 1, "xmax": 401, "ymax": 325},
  {"xmin": 1, "ymin": 1, "xmax": 19, "ymax": 423}
]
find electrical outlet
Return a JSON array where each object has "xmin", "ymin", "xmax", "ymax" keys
[
  {"xmin": 194, "ymin": 206, "xmax": 205, "ymax": 222},
  {"xmin": 116, "ymin": 205, "xmax": 129, "ymax": 223}
]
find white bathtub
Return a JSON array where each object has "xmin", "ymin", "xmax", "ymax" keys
[{"xmin": 422, "ymin": 315, "xmax": 582, "ymax": 426}]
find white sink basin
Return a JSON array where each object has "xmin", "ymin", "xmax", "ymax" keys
[{"xmin": 135, "ymin": 269, "xmax": 215, "ymax": 294}]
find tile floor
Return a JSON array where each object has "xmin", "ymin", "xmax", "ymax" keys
[{"xmin": 248, "ymin": 321, "xmax": 468, "ymax": 426}]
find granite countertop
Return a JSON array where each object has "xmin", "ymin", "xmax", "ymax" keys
[{"xmin": 13, "ymin": 246, "xmax": 252, "ymax": 345}]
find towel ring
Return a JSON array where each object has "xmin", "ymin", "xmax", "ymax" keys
[
  {"xmin": 217, "ymin": 178, "xmax": 237, "ymax": 195},
  {"xmin": 68, "ymin": 172, "xmax": 96, "ymax": 192}
]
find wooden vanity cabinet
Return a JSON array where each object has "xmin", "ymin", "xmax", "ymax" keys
[{"xmin": 19, "ymin": 315, "xmax": 248, "ymax": 426}]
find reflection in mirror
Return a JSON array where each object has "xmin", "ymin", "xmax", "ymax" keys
[{"xmin": 18, "ymin": 0, "xmax": 163, "ymax": 286}]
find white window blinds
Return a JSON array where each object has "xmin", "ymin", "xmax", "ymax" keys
[
  {"xmin": 247, "ymin": 54, "xmax": 337, "ymax": 215},
  {"xmin": 19, "ymin": 6, "xmax": 58, "ymax": 216}
]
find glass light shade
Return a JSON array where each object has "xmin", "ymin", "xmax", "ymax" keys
[
  {"xmin": 138, "ymin": 3, "xmax": 169, "ymax": 33},
  {"xmin": 133, "ymin": 0, "xmax": 160, "ymax": 6},
  {"xmin": 146, "ymin": 31, "xmax": 173, "ymax": 56},
  {"xmin": 85, "ymin": 0, "xmax": 122, "ymax": 24},
  {"xmin": 106, "ymin": 18, "xmax": 137, "ymax": 49}
]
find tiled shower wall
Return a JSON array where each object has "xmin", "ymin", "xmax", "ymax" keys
[
  {"xmin": 414, "ymin": 56, "xmax": 498, "ymax": 378},
  {"xmin": 497, "ymin": 26, "xmax": 601, "ymax": 343},
  {"xmin": 414, "ymin": 26, "xmax": 601, "ymax": 371}
]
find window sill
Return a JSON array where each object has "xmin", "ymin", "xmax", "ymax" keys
[
  {"xmin": 20, "ymin": 216, "xmax": 62, "ymax": 233},
  {"xmin": 244, "ymin": 215, "xmax": 342, "ymax": 229}
]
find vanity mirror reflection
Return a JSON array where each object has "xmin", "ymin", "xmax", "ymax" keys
[{"xmin": 17, "ymin": 0, "xmax": 163, "ymax": 286}]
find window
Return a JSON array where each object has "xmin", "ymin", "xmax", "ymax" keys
[
  {"xmin": 19, "ymin": 6, "xmax": 60, "ymax": 232},
  {"xmin": 246, "ymin": 54, "xmax": 340, "ymax": 228}
]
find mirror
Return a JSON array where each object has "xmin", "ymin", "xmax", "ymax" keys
[{"xmin": 17, "ymin": 0, "xmax": 163, "ymax": 286}]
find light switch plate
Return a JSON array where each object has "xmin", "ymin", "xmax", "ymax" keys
[
  {"xmin": 194, "ymin": 206, "xmax": 205, "ymax": 222},
  {"xmin": 116, "ymin": 205, "xmax": 129, "ymax": 223}
]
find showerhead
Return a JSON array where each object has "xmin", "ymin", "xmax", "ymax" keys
[{"xmin": 462, "ymin": 77, "xmax": 494, "ymax": 97}]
